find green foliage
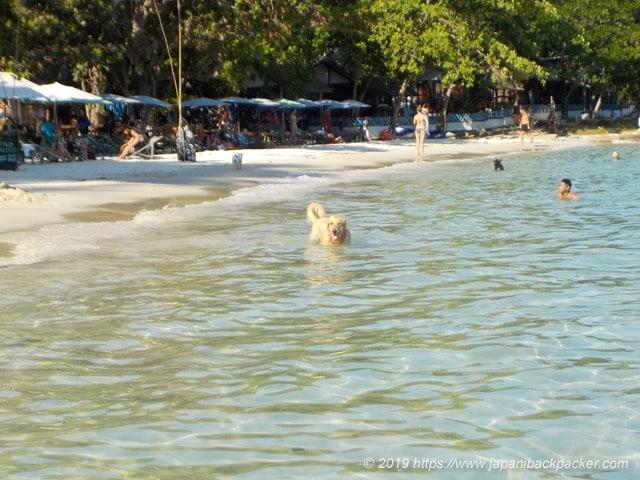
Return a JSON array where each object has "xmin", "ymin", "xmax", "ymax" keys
[{"xmin": 0, "ymin": 0, "xmax": 638, "ymax": 107}]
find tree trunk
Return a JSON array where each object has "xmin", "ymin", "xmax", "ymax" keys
[
  {"xmin": 439, "ymin": 83, "xmax": 455, "ymax": 133},
  {"xmin": 390, "ymin": 78, "xmax": 409, "ymax": 127},
  {"xmin": 561, "ymin": 77, "xmax": 581, "ymax": 120},
  {"xmin": 591, "ymin": 85, "xmax": 607, "ymax": 118}
]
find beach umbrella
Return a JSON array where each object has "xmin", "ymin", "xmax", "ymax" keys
[
  {"xmin": 218, "ymin": 97, "xmax": 258, "ymax": 132},
  {"xmin": 181, "ymin": 97, "xmax": 227, "ymax": 108},
  {"xmin": 253, "ymin": 98, "xmax": 279, "ymax": 108},
  {"xmin": 33, "ymin": 81, "xmax": 110, "ymax": 125},
  {"xmin": 181, "ymin": 97, "xmax": 226, "ymax": 134},
  {"xmin": 219, "ymin": 96, "xmax": 257, "ymax": 106},
  {"xmin": 0, "ymin": 72, "xmax": 49, "ymax": 101},
  {"xmin": 310, "ymin": 99, "xmax": 345, "ymax": 133},
  {"xmin": 274, "ymin": 99, "xmax": 307, "ymax": 131},
  {"xmin": 100, "ymin": 93, "xmax": 142, "ymax": 105},
  {"xmin": 130, "ymin": 95, "xmax": 172, "ymax": 108},
  {"xmin": 296, "ymin": 98, "xmax": 320, "ymax": 108},
  {"xmin": 0, "ymin": 72, "xmax": 49, "ymax": 124},
  {"xmin": 252, "ymin": 98, "xmax": 280, "ymax": 132},
  {"xmin": 101, "ymin": 94, "xmax": 142, "ymax": 132},
  {"xmin": 276, "ymin": 98, "xmax": 307, "ymax": 109},
  {"xmin": 340, "ymin": 99, "xmax": 370, "ymax": 109},
  {"xmin": 35, "ymin": 82, "xmax": 110, "ymax": 104},
  {"xmin": 315, "ymin": 99, "xmax": 345, "ymax": 109}
]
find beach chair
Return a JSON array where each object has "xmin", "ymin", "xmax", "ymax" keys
[
  {"xmin": 128, "ymin": 135, "xmax": 163, "ymax": 159},
  {"xmin": 32, "ymin": 142, "xmax": 72, "ymax": 163}
]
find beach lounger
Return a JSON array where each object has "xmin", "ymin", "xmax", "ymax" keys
[
  {"xmin": 128, "ymin": 135, "xmax": 163, "ymax": 159},
  {"xmin": 32, "ymin": 143, "xmax": 73, "ymax": 163}
]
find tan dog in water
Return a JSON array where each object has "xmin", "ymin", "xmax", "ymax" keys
[{"xmin": 307, "ymin": 202, "xmax": 351, "ymax": 246}]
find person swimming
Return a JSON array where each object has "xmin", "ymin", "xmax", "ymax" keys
[{"xmin": 557, "ymin": 178, "xmax": 580, "ymax": 199}]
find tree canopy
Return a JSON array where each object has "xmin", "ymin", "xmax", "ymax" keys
[{"xmin": 1, "ymin": 0, "xmax": 638, "ymax": 117}]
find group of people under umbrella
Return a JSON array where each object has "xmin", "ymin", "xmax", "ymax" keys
[{"xmin": 2, "ymin": 72, "xmax": 371, "ymax": 162}]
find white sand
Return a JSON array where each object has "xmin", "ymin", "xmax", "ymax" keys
[{"xmin": 0, "ymin": 132, "xmax": 596, "ymax": 235}]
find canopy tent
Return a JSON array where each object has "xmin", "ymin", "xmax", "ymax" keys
[
  {"xmin": 181, "ymin": 97, "xmax": 227, "ymax": 108},
  {"xmin": 130, "ymin": 95, "xmax": 172, "ymax": 108}
]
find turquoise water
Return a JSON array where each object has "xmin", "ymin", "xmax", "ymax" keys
[{"xmin": 1, "ymin": 143, "xmax": 639, "ymax": 479}]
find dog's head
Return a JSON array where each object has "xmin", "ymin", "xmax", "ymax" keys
[
  {"xmin": 494, "ymin": 158, "xmax": 504, "ymax": 171},
  {"xmin": 326, "ymin": 215, "xmax": 348, "ymax": 244}
]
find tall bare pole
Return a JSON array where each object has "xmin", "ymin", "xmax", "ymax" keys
[
  {"xmin": 153, "ymin": 0, "xmax": 193, "ymax": 161},
  {"xmin": 177, "ymin": 0, "xmax": 182, "ymax": 129}
]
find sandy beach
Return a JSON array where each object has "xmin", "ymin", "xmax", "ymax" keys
[{"xmin": 0, "ymin": 131, "xmax": 608, "ymax": 239}]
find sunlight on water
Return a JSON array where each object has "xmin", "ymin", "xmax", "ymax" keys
[{"xmin": 1, "ymin": 144, "xmax": 639, "ymax": 479}]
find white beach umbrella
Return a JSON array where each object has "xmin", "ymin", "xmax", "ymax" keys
[
  {"xmin": 35, "ymin": 82, "xmax": 110, "ymax": 104},
  {"xmin": 0, "ymin": 72, "xmax": 49, "ymax": 101}
]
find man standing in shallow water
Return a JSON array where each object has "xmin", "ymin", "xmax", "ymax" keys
[{"xmin": 557, "ymin": 178, "xmax": 580, "ymax": 199}]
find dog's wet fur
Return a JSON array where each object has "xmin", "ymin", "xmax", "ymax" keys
[{"xmin": 307, "ymin": 202, "xmax": 351, "ymax": 246}]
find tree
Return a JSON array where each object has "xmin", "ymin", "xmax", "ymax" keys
[
  {"xmin": 366, "ymin": 0, "xmax": 550, "ymax": 128},
  {"xmin": 2, "ymin": 0, "xmax": 640, "ymax": 122}
]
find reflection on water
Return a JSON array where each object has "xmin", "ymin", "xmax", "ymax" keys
[{"xmin": 1, "ymin": 145, "xmax": 639, "ymax": 478}]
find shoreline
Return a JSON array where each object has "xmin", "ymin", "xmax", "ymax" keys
[{"xmin": 0, "ymin": 132, "xmax": 625, "ymax": 247}]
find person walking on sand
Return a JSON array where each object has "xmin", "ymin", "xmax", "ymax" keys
[
  {"xmin": 519, "ymin": 107, "xmax": 534, "ymax": 146},
  {"xmin": 413, "ymin": 106, "xmax": 428, "ymax": 156},
  {"xmin": 557, "ymin": 178, "xmax": 580, "ymax": 200}
]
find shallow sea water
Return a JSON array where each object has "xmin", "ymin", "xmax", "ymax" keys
[{"xmin": 1, "ymin": 143, "xmax": 639, "ymax": 479}]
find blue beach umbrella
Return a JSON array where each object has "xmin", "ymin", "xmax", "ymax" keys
[
  {"xmin": 340, "ymin": 99, "xmax": 370, "ymax": 109},
  {"xmin": 130, "ymin": 95, "xmax": 172, "ymax": 108},
  {"xmin": 219, "ymin": 96, "xmax": 257, "ymax": 106},
  {"xmin": 315, "ymin": 99, "xmax": 345, "ymax": 109},
  {"xmin": 100, "ymin": 93, "xmax": 142, "ymax": 105},
  {"xmin": 181, "ymin": 97, "xmax": 227, "ymax": 108},
  {"xmin": 276, "ymin": 98, "xmax": 307, "ymax": 109}
]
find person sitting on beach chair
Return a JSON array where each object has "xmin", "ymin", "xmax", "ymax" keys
[
  {"xmin": 40, "ymin": 119, "xmax": 56, "ymax": 147},
  {"xmin": 129, "ymin": 134, "xmax": 163, "ymax": 158},
  {"xmin": 117, "ymin": 128, "xmax": 146, "ymax": 159},
  {"xmin": 49, "ymin": 130, "xmax": 73, "ymax": 162}
]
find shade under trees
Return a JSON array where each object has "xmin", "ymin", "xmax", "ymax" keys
[{"xmin": 1, "ymin": 0, "xmax": 638, "ymax": 124}]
